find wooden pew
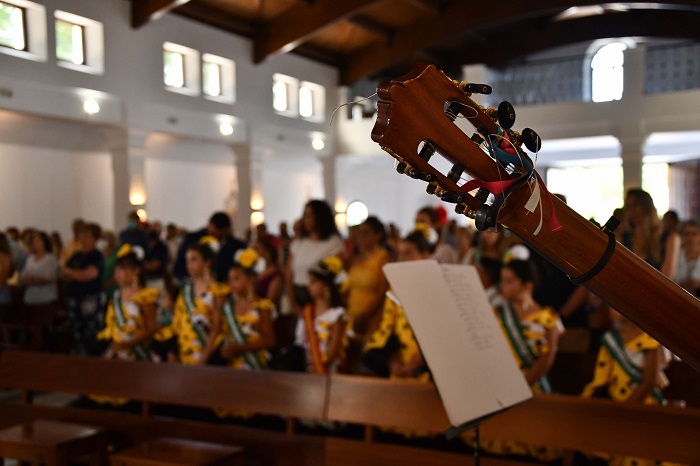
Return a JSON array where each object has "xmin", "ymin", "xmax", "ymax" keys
[
  {"xmin": 1, "ymin": 351, "xmax": 699, "ymax": 466},
  {"xmin": 326, "ymin": 373, "xmax": 700, "ymax": 465}
]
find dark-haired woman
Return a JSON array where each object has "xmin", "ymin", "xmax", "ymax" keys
[
  {"xmin": 253, "ymin": 234, "xmax": 283, "ymax": 309},
  {"xmin": 96, "ymin": 244, "xmax": 159, "ymax": 362},
  {"xmin": 171, "ymin": 238, "xmax": 229, "ymax": 365},
  {"xmin": 345, "ymin": 216, "xmax": 390, "ymax": 337},
  {"xmin": 364, "ymin": 230, "xmax": 430, "ymax": 381},
  {"xmin": 483, "ymin": 258, "xmax": 563, "ymax": 460},
  {"xmin": 20, "ymin": 231, "xmax": 58, "ymax": 306},
  {"xmin": 286, "ymin": 200, "xmax": 343, "ymax": 314},
  {"xmin": 294, "ymin": 256, "xmax": 348, "ymax": 374}
]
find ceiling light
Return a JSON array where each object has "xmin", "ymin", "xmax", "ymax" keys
[
  {"xmin": 83, "ymin": 99, "xmax": 100, "ymax": 114},
  {"xmin": 312, "ymin": 138, "xmax": 325, "ymax": 150},
  {"xmin": 219, "ymin": 122, "xmax": 234, "ymax": 136}
]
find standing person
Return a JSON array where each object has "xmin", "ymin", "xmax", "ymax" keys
[
  {"xmin": 0, "ymin": 233, "xmax": 13, "ymax": 306},
  {"xmin": 144, "ymin": 230, "xmax": 169, "ymax": 293},
  {"xmin": 676, "ymin": 219, "xmax": 700, "ymax": 298},
  {"xmin": 496, "ymin": 258, "xmax": 563, "ymax": 393},
  {"xmin": 661, "ymin": 210, "xmax": 681, "ymax": 279},
  {"xmin": 19, "ymin": 231, "xmax": 58, "ymax": 306},
  {"xmin": 286, "ymin": 200, "xmax": 344, "ymax": 314},
  {"xmin": 118, "ymin": 211, "xmax": 149, "ymax": 251},
  {"xmin": 581, "ymin": 309, "xmax": 670, "ymax": 466},
  {"xmin": 415, "ymin": 206, "xmax": 457, "ymax": 264},
  {"xmin": 61, "ymin": 223, "xmax": 105, "ymax": 355},
  {"xmin": 253, "ymin": 234, "xmax": 284, "ymax": 309},
  {"xmin": 171, "ymin": 238, "xmax": 230, "ymax": 365},
  {"xmin": 622, "ymin": 189, "xmax": 679, "ymax": 278},
  {"xmin": 345, "ymin": 216, "xmax": 390, "ymax": 338},
  {"xmin": 294, "ymin": 256, "xmax": 348, "ymax": 374},
  {"xmin": 96, "ymin": 244, "xmax": 159, "ymax": 362},
  {"xmin": 481, "ymin": 258, "xmax": 563, "ymax": 461},
  {"xmin": 173, "ymin": 212, "xmax": 246, "ymax": 284},
  {"xmin": 50, "ymin": 231, "xmax": 63, "ymax": 265},
  {"xmin": 61, "ymin": 218, "xmax": 85, "ymax": 267},
  {"xmin": 363, "ymin": 230, "xmax": 431, "ymax": 381},
  {"xmin": 217, "ymin": 248, "xmax": 276, "ymax": 369}
]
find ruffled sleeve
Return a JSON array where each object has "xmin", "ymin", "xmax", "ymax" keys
[
  {"xmin": 532, "ymin": 307, "xmax": 564, "ymax": 333},
  {"xmin": 208, "ymin": 282, "xmax": 231, "ymax": 298},
  {"xmin": 627, "ymin": 332, "xmax": 660, "ymax": 352},
  {"xmin": 132, "ymin": 287, "xmax": 160, "ymax": 306}
]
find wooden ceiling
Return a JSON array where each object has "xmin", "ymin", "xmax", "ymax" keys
[{"xmin": 131, "ymin": 0, "xmax": 700, "ymax": 85}]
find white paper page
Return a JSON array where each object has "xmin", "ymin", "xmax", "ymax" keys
[{"xmin": 383, "ymin": 260, "xmax": 532, "ymax": 427}]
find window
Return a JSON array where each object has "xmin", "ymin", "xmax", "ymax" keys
[
  {"xmin": 272, "ymin": 73, "xmax": 298, "ymax": 117},
  {"xmin": 0, "ymin": 2, "xmax": 25, "ymax": 50},
  {"xmin": 201, "ymin": 53, "xmax": 235, "ymax": 103},
  {"xmin": 299, "ymin": 80, "xmax": 325, "ymax": 121},
  {"xmin": 591, "ymin": 43, "xmax": 626, "ymax": 102},
  {"xmin": 0, "ymin": 0, "xmax": 46, "ymax": 62},
  {"xmin": 273, "ymin": 79, "xmax": 289, "ymax": 112},
  {"xmin": 299, "ymin": 85, "xmax": 313, "ymax": 117},
  {"xmin": 54, "ymin": 11, "xmax": 103, "ymax": 74},
  {"xmin": 164, "ymin": 50, "xmax": 184, "ymax": 88},
  {"xmin": 203, "ymin": 60, "xmax": 221, "ymax": 96},
  {"xmin": 55, "ymin": 19, "xmax": 83, "ymax": 65},
  {"xmin": 163, "ymin": 42, "xmax": 200, "ymax": 96}
]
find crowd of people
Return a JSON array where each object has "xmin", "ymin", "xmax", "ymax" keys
[{"xmin": 0, "ymin": 188, "xmax": 697, "ymax": 462}]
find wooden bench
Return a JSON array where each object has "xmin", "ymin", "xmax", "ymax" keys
[
  {"xmin": 0, "ymin": 303, "xmax": 55, "ymax": 351},
  {"xmin": 1, "ymin": 351, "xmax": 699, "ymax": 466},
  {"xmin": 110, "ymin": 438, "xmax": 245, "ymax": 466}
]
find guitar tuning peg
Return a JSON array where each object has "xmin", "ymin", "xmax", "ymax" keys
[
  {"xmin": 395, "ymin": 161, "xmax": 408, "ymax": 174},
  {"xmin": 463, "ymin": 83, "xmax": 493, "ymax": 95},
  {"xmin": 455, "ymin": 203, "xmax": 476, "ymax": 219},
  {"xmin": 475, "ymin": 205, "xmax": 497, "ymax": 231},
  {"xmin": 521, "ymin": 128, "xmax": 542, "ymax": 153},
  {"xmin": 447, "ymin": 162, "xmax": 465, "ymax": 183},
  {"xmin": 407, "ymin": 168, "xmax": 435, "ymax": 182},
  {"xmin": 440, "ymin": 192, "xmax": 467, "ymax": 204},
  {"xmin": 497, "ymin": 101, "xmax": 516, "ymax": 130},
  {"xmin": 426, "ymin": 182, "xmax": 439, "ymax": 195}
]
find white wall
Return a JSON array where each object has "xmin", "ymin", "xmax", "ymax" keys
[{"xmin": 0, "ymin": 142, "xmax": 113, "ymax": 239}]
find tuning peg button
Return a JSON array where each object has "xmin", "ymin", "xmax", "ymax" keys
[
  {"xmin": 521, "ymin": 128, "xmax": 542, "ymax": 152},
  {"xmin": 498, "ymin": 101, "xmax": 516, "ymax": 130}
]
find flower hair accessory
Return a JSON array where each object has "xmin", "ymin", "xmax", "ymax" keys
[
  {"xmin": 504, "ymin": 244, "xmax": 530, "ymax": 264},
  {"xmin": 413, "ymin": 222, "xmax": 438, "ymax": 246},
  {"xmin": 199, "ymin": 235, "xmax": 220, "ymax": 253},
  {"xmin": 234, "ymin": 248, "xmax": 266, "ymax": 275},
  {"xmin": 117, "ymin": 243, "xmax": 145, "ymax": 261},
  {"xmin": 310, "ymin": 256, "xmax": 347, "ymax": 286}
]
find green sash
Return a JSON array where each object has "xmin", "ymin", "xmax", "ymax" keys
[
  {"xmin": 602, "ymin": 329, "xmax": 665, "ymax": 404},
  {"xmin": 113, "ymin": 290, "xmax": 150, "ymax": 361},
  {"xmin": 183, "ymin": 280, "xmax": 208, "ymax": 346},
  {"xmin": 498, "ymin": 303, "xmax": 551, "ymax": 393},
  {"xmin": 222, "ymin": 297, "xmax": 265, "ymax": 369}
]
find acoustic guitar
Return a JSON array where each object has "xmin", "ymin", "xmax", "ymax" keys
[{"xmin": 371, "ymin": 63, "xmax": 700, "ymax": 371}]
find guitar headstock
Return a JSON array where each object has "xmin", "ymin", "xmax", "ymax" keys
[{"xmin": 371, "ymin": 63, "xmax": 544, "ymax": 231}]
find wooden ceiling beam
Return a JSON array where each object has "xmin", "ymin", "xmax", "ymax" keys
[
  {"xmin": 174, "ymin": 3, "xmax": 257, "ymax": 37},
  {"xmin": 131, "ymin": 0, "xmax": 192, "ymax": 29},
  {"xmin": 452, "ymin": 9, "xmax": 700, "ymax": 68},
  {"xmin": 348, "ymin": 15, "xmax": 395, "ymax": 44},
  {"xmin": 340, "ymin": 0, "xmax": 700, "ymax": 84},
  {"xmin": 254, "ymin": 0, "xmax": 380, "ymax": 63}
]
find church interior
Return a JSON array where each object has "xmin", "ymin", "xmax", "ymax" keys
[{"xmin": 0, "ymin": 0, "xmax": 699, "ymax": 465}]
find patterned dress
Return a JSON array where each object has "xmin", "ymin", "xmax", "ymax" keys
[
  {"xmin": 172, "ymin": 279, "xmax": 230, "ymax": 365},
  {"xmin": 221, "ymin": 297, "xmax": 277, "ymax": 370},
  {"xmin": 478, "ymin": 303, "xmax": 564, "ymax": 460},
  {"xmin": 294, "ymin": 305, "xmax": 348, "ymax": 374},
  {"xmin": 92, "ymin": 287, "xmax": 159, "ymax": 406}
]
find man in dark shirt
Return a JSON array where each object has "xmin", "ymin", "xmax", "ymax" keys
[
  {"xmin": 119, "ymin": 211, "xmax": 149, "ymax": 251},
  {"xmin": 173, "ymin": 212, "xmax": 246, "ymax": 283},
  {"xmin": 62, "ymin": 222, "xmax": 104, "ymax": 355},
  {"xmin": 144, "ymin": 230, "xmax": 169, "ymax": 289}
]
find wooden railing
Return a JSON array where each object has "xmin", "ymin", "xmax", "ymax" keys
[{"xmin": 0, "ymin": 351, "xmax": 698, "ymax": 465}]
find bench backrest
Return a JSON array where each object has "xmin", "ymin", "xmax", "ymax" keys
[{"xmin": 0, "ymin": 351, "xmax": 327, "ymax": 419}]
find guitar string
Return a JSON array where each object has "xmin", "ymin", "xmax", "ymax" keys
[{"xmin": 329, "ymin": 93, "xmax": 378, "ymax": 126}]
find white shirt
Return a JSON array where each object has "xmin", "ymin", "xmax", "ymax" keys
[
  {"xmin": 20, "ymin": 253, "xmax": 58, "ymax": 305},
  {"xmin": 290, "ymin": 236, "xmax": 344, "ymax": 286},
  {"xmin": 676, "ymin": 251, "xmax": 700, "ymax": 294}
]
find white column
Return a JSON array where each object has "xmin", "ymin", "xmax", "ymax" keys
[
  {"xmin": 620, "ymin": 136, "xmax": 644, "ymax": 192},
  {"xmin": 109, "ymin": 129, "xmax": 150, "ymax": 231}
]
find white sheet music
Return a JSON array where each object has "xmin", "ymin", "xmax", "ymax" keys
[{"xmin": 383, "ymin": 260, "xmax": 532, "ymax": 427}]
